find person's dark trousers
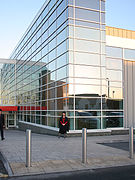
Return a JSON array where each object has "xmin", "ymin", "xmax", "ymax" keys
[{"xmin": 0, "ymin": 127, "xmax": 4, "ymax": 140}]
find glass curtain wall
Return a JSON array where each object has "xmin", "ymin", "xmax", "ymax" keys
[
  {"xmin": 10, "ymin": 0, "xmax": 69, "ymax": 128},
  {"xmin": 105, "ymin": 46, "xmax": 123, "ymax": 128},
  {"xmin": 68, "ymin": 0, "xmax": 106, "ymax": 129},
  {"xmin": 2, "ymin": 0, "xmax": 124, "ymax": 130}
]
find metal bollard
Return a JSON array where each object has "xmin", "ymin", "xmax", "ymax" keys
[
  {"xmin": 129, "ymin": 127, "xmax": 134, "ymax": 159},
  {"xmin": 26, "ymin": 129, "xmax": 32, "ymax": 167},
  {"xmin": 82, "ymin": 128, "xmax": 87, "ymax": 163}
]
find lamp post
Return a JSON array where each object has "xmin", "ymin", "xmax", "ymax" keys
[
  {"xmin": 113, "ymin": 90, "xmax": 115, "ymax": 99},
  {"xmin": 106, "ymin": 78, "xmax": 110, "ymax": 98}
]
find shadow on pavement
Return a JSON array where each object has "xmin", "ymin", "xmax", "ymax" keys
[{"xmin": 98, "ymin": 141, "xmax": 135, "ymax": 152}]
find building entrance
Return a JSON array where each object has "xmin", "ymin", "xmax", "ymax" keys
[{"xmin": 6, "ymin": 112, "xmax": 16, "ymax": 128}]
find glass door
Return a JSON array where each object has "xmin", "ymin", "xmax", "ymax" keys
[{"xmin": 6, "ymin": 112, "xmax": 16, "ymax": 128}]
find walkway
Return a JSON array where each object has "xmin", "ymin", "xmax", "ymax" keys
[{"xmin": 0, "ymin": 130, "xmax": 135, "ymax": 177}]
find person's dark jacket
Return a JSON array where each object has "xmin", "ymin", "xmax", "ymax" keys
[
  {"xmin": 59, "ymin": 117, "xmax": 70, "ymax": 133},
  {"xmin": 0, "ymin": 114, "xmax": 4, "ymax": 129}
]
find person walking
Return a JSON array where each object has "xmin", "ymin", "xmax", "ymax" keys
[
  {"xmin": 58, "ymin": 112, "xmax": 69, "ymax": 138},
  {"xmin": 0, "ymin": 109, "xmax": 5, "ymax": 140}
]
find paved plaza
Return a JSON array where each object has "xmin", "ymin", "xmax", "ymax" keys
[{"xmin": 0, "ymin": 130, "xmax": 135, "ymax": 177}]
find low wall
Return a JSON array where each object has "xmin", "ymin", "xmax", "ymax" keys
[
  {"xmin": 18, "ymin": 121, "xmax": 59, "ymax": 136},
  {"xmin": 18, "ymin": 121, "xmax": 131, "ymax": 136}
]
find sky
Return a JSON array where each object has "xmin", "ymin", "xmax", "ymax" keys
[{"xmin": 0, "ymin": 0, "xmax": 135, "ymax": 59}]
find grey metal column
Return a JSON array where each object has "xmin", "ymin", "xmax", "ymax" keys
[
  {"xmin": 82, "ymin": 128, "xmax": 87, "ymax": 163},
  {"xmin": 26, "ymin": 129, "xmax": 32, "ymax": 167},
  {"xmin": 129, "ymin": 127, "xmax": 134, "ymax": 159}
]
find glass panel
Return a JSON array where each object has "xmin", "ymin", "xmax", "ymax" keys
[
  {"xmin": 75, "ymin": 78, "xmax": 100, "ymax": 85},
  {"xmin": 57, "ymin": 10, "xmax": 67, "ymax": 28},
  {"xmin": 101, "ymin": 1, "xmax": 105, "ymax": 11},
  {"xmin": 67, "ymin": 84, "xmax": 74, "ymax": 96},
  {"xmin": 75, "ymin": 98, "xmax": 101, "ymax": 109},
  {"xmin": 75, "ymin": 8, "xmax": 100, "ymax": 22},
  {"xmin": 75, "ymin": 39, "xmax": 100, "ymax": 53},
  {"xmin": 101, "ymin": 12, "xmax": 105, "ymax": 23},
  {"xmin": 48, "ymin": 99, "xmax": 55, "ymax": 110},
  {"xmin": 75, "ymin": 20, "xmax": 100, "ymax": 28},
  {"xmin": 110, "ymin": 82, "xmax": 122, "ymax": 88},
  {"xmin": 106, "ymin": 46, "xmax": 122, "ymax": 58},
  {"xmin": 56, "ymin": 66, "xmax": 67, "ymax": 80},
  {"xmin": 107, "ymin": 70, "xmax": 122, "ymax": 81},
  {"xmin": 75, "ymin": 65, "xmax": 100, "ymax": 78},
  {"xmin": 57, "ymin": 0, "xmax": 67, "ymax": 17},
  {"xmin": 48, "ymin": 71, "xmax": 55, "ymax": 82},
  {"xmin": 48, "ymin": 117, "xmax": 55, "ymax": 127},
  {"xmin": 101, "ymin": 30, "xmax": 106, "ymax": 41},
  {"xmin": 42, "ymin": 116, "xmax": 47, "ymax": 125},
  {"xmin": 48, "ymin": 49, "xmax": 56, "ymax": 62},
  {"xmin": 75, "ymin": 0, "xmax": 100, "ymax": 10},
  {"xmin": 75, "ymin": 26, "xmax": 100, "ymax": 41},
  {"xmin": 67, "ymin": 97, "xmax": 74, "ymax": 109},
  {"xmin": 57, "ymin": 84, "xmax": 67, "ymax": 98},
  {"xmin": 102, "ymin": 98, "xmax": 123, "ymax": 110},
  {"xmin": 74, "ymin": 52, "xmax": 100, "ymax": 66},
  {"xmin": 69, "ymin": 118, "xmax": 74, "ymax": 130},
  {"xmin": 75, "ymin": 111, "xmax": 101, "ymax": 116},
  {"xmin": 75, "ymin": 117, "xmax": 101, "ymax": 130},
  {"xmin": 68, "ymin": 6, "xmax": 73, "ymax": 18},
  {"xmin": 103, "ymin": 111, "xmax": 123, "ymax": 116},
  {"xmin": 48, "ymin": 60, "xmax": 56, "ymax": 72},
  {"xmin": 67, "ymin": 0, "xmax": 73, "ymax": 5},
  {"xmin": 57, "ymin": 53, "xmax": 67, "ymax": 69},
  {"xmin": 103, "ymin": 117, "xmax": 123, "ymax": 128},
  {"xmin": 124, "ymin": 49, "xmax": 135, "ymax": 60},
  {"xmin": 48, "ymin": 88, "xmax": 55, "ymax": 99},
  {"xmin": 109, "ymin": 87, "xmax": 123, "ymax": 99},
  {"xmin": 57, "ymin": 28, "xmax": 67, "ymax": 45},
  {"xmin": 68, "ymin": 38, "xmax": 73, "ymax": 51},
  {"xmin": 57, "ymin": 40, "xmax": 67, "ymax": 57},
  {"xmin": 57, "ymin": 98, "xmax": 67, "ymax": 110},
  {"xmin": 106, "ymin": 58, "xmax": 122, "ymax": 70}
]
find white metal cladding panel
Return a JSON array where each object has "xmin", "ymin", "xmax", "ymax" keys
[
  {"xmin": 133, "ymin": 63, "xmax": 135, "ymax": 126},
  {"xmin": 128, "ymin": 61, "xmax": 133, "ymax": 126},
  {"xmin": 124, "ymin": 61, "xmax": 127, "ymax": 127},
  {"xmin": 106, "ymin": 35, "xmax": 135, "ymax": 49},
  {"xmin": 124, "ymin": 60, "xmax": 135, "ymax": 127}
]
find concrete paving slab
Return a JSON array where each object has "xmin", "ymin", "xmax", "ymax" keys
[{"xmin": 0, "ymin": 129, "xmax": 135, "ymax": 177}]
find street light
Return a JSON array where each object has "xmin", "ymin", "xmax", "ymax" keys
[
  {"xmin": 113, "ymin": 90, "xmax": 115, "ymax": 99},
  {"xmin": 106, "ymin": 78, "xmax": 110, "ymax": 98}
]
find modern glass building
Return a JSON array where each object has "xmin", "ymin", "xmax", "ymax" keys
[{"xmin": 0, "ymin": 0, "xmax": 135, "ymax": 133}]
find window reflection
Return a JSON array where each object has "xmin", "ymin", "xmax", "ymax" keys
[
  {"xmin": 107, "ymin": 70, "xmax": 122, "ymax": 81},
  {"xmin": 75, "ymin": 39, "xmax": 100, "ymax": 53},
  {"xmin": 106, "ymin": 46, "xmax": 122, "ymax": 58},
  {"xmin": 74, "ymin": 52, "xmax": 100, "ymax": 66},
  {"xmin": 75, "ymin": 0, "xmax": 100, "ymax": 10},
  {"xmin": 106, "ymin": 58, "xmax": 122, "ymax": 70},
  {"xmin": 75, "ymin": 98, "xmax": 101, "ymax": 110},
  {"xmin": 75, "ymin": 65, "xmax": 100, "ymax": 79},
  {"xmin": 103, "ymin": 117, "xmax": 123, "ymax": 128},
  {"xmin": 102, "ymin": 98, "xmax": 123, "ymax": 110},
  {"xmin": 75, "ymin": 116, "xmax": 101, "ymax": 130},
  {"xmin": 75, "ymin": 20, "xmax": 100, "ymax": 29},
  {"xmin": 57, "ymin": 66, "xmax": 67, "ymax": 81},
  {"xmin": 124, "ymin": 49, "xmax": 135, "ymax": 60},
  {"xmin": 75, "ymin": 78, "xmax": 100, "ymax": 85},
  {"xmin": 75, "ymin": 27, "xmax": 100, "ymax": 41},
  {"xmin": 75, "ymin": 8, "xmax": 100, "ymax": 22}
]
